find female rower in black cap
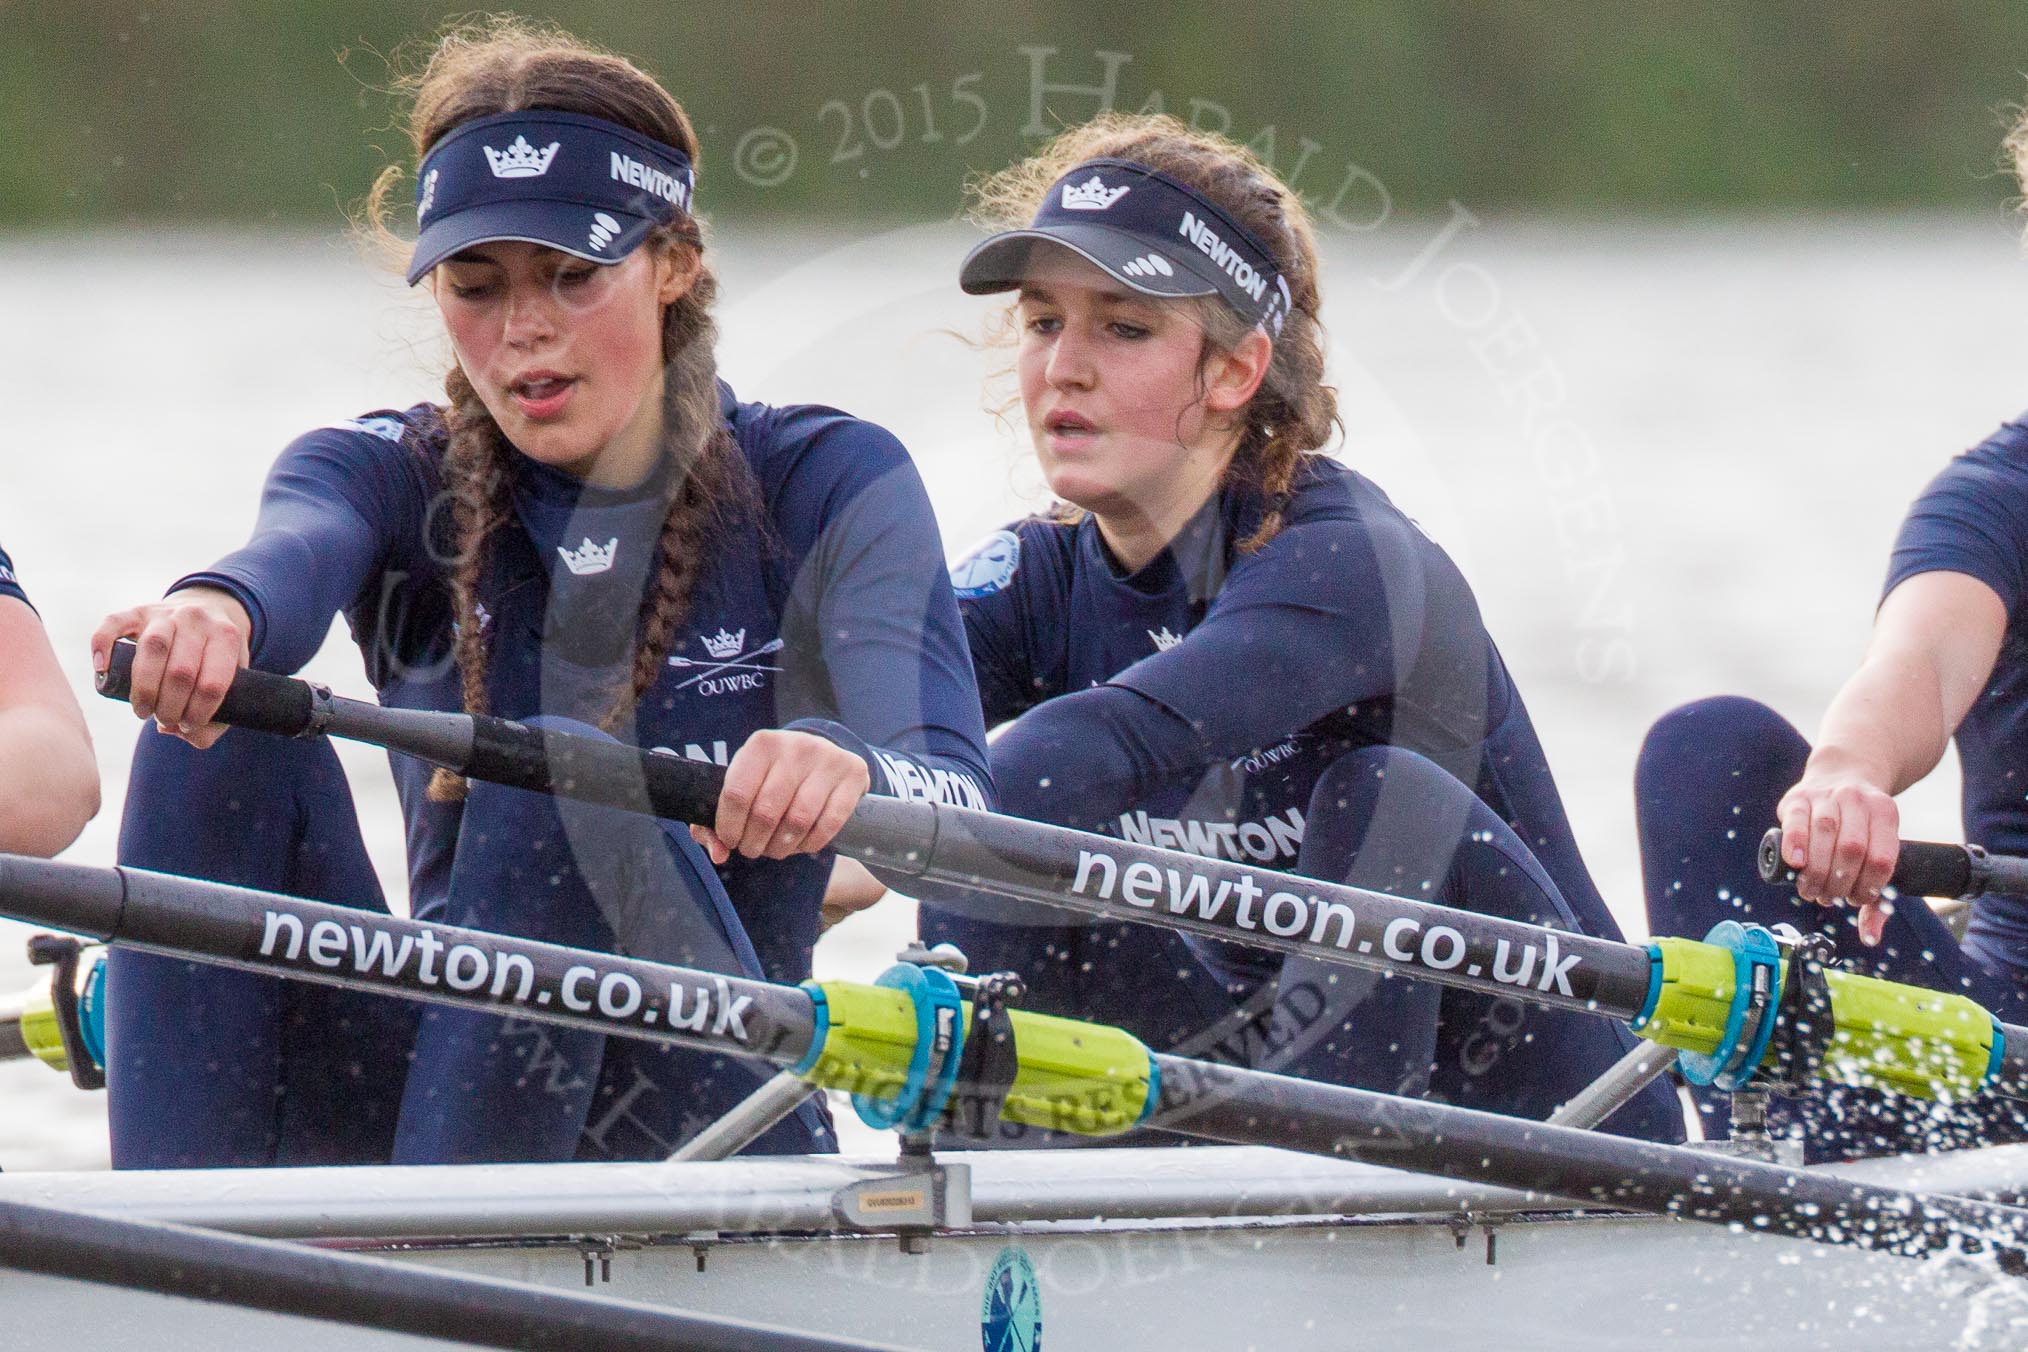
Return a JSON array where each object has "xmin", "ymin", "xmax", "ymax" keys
[
  {"xmin": 839, "ymin": 113, "xmax": 1681, "ymax": 1139},
  {"xmin": 92, "ymin": 17, "xmax": 990, "ymax": 1168},
  {"xmin": 0, "ymin": 544, "xmax": 98, "ymax": 858}
]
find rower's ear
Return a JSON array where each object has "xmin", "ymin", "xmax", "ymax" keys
[
  {"xmin": 654, "ymin": 241, "xmax": 702, "ymax": 307},
  {"xmin": 1203, "ymin": 327, "xmax": 1273, "ymax": 416}
]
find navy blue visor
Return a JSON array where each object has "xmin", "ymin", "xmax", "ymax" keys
[
  {"xmin": 960, "ymin": 158, "xmax": 1293, "ymax": 340},
  {"xmin": 408, "ymin": 109, "xmax": 694, "ymax": 286}
]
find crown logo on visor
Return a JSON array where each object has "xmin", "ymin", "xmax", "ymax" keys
[
  {"xmin": 701, "ymin": 627, "xmax": 746, "ymax": 660},
  {"xmin": 558, "ymin": 536, "xmax": 617, "ymax": 576},
  {"xmin": 484, "ymin": 135, "xmax": 562, "ymax": 179},
  {"xmin": 1061, "ymin": 174, "xmax": 1130, "ymax": 211}
]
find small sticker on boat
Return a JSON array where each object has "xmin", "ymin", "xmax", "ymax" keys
[
  {"xmin": 981, "ymin": 1246, "xmax": 1040, "ymax": 1352},
  {"xmin": 951, "ymin": 530, "xmax": 1021, "ymax": 600}
]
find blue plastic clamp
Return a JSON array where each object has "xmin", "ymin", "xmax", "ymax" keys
[
  {"xmin": 852, "ymin": 962, "xmax": 965, "ymax": 1132},
  {"xmin": 1676, "ymin": 920, "xmax": 1784, "ymax": 1090}
]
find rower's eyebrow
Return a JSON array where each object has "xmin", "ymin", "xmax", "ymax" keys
[
  {"xmin": 445, "ymin": 248, "xmax": 504, "ymax": 267},
  {"xmin": 1017, "ymin": 283, "xmax": 1144, "ymax": 307}
]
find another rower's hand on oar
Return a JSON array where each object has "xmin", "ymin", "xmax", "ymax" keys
[
  {"xmin": 90, "ymin": 587, "xmax": 252, "ymax": 748},
  {"xmin": 1780, "ymin": 573, "xmax": 2010, "ymax": 948},
  {"xmin": 690, "ymin": 729, "xmax": 871, "ymax": 864},
  {"xmin": 1776, "ymin": 748, "xmax": 1900, "ymax": 948}
]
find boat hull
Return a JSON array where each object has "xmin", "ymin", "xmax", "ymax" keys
[{"xmin": 0, "ymin": 1146, "xmax": 2018, "ymax": 1349}]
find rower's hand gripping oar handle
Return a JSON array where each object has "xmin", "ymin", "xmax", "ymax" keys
[
  {"xmin": 1756, "ymin": 826, "xmax": 2028, "ymax": 900},
  {"xmin": 97, "ymin": 638, "xmax": 316, "ymax": 738},
  {"xmin": 95, "ymin": 638, "xmax": 731, "ymax": 826}
]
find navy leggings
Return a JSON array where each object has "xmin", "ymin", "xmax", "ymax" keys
[
  {"xmin": 1636, "ymin": 696, "xmax": 2028, "ymax": 1160},
  {"xmin": 109, "ymin": 719, "xmax": 832, "ymax": 1168},
  {"xmin": 923, "ymin": 745, "xmax": 1682, "ymax": 1145}
]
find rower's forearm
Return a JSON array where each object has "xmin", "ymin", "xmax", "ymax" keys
[
  {"xmin": 1810, "ymin": 653, "xmax": 1950, "ymax": 795},
  {"xmin": 825, "ymin": 857, "xmax": 889, "ymax": 911},
  {"xmin": 0, "ymin": 708, "xmax": 99, "ymax": 856}
]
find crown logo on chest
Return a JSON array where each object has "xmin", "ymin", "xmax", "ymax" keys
[
  {"xmin": 700, "ymin": 627, "xmax": 747, "ymax": 660},
  {"xmin": 557, "ymin": 537, "xmax": 617, "ymax": 576}
]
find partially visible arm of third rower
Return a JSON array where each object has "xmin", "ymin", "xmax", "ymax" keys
[
  {"xmin": 1779, "ymin": 571, "xmax": 2006, "ymax": 941},
  {"xmin": 0, "ymin": 577, "xmax": 99, "ymax": 856}
]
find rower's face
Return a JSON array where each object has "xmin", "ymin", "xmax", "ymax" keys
[
  {"xmin": 1013, "ymin": 249, "xmax": 1244, "ymax": 520},
  {"xmin": 432, "ymin": 241, "xmax": 693, "ymax": 480}
]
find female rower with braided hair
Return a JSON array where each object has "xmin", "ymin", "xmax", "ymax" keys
[
  {"xmin": 876, "ymin": 114, "xmax": 1681, "ymax": 1139},
  {"xmin": 93, "ymin": 18, "xmax": 989, "ymax": 1168}
]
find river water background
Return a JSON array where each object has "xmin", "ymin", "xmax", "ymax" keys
[{"xmin": 2, "ymin": 215, "xmax": 2025, "ymax": 1169}]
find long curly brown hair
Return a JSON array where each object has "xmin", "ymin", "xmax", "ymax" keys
[
  {"xmin": 970, "ymin": 112, "xmax": 1341, "ymax": 551},
  {"xmin": 2008, "ymin": 97, "xmax": 2028, "ymax": 229},
  {"xmin": 363, "ymin": 17, "xmax": 753, "ymax": 800}
]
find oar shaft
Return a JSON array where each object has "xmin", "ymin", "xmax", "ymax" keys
[
  {"xmin": 0, "ymin": 855, "xmax": 815, "ymax": 1069},
  {"xmin": 1146, "ymin": 1052, "xmax": 2028, "ymax": 1272},
  {"xmin": 0, "ymin": 1191, "xmax": 891, "ymax": 1351},
  {"xmin": 876, "ymin": 799, "xmax": 1654, "ymax": 1013}
]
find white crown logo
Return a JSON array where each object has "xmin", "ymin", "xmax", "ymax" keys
[
  {"xmin": 1149, "ymin": 626, "xmax": 1183, "ymax": 652},
  {"xmin": 587, "ymin": 211, "xmax": 621, "ymax": 253},
  {"xmin": 1061, "ymin": 175, "xmax": 1130, "ymax": 211},
  {"xmin": 558, "ymin": 536, "xmax": 618, "ymax": 576},
  {"xmin": 416, "ymin": 168, "xmax": 439, "ymax": 223},
  {"xmin": 700, "ymin": 627, "xmax": 746, "ymax": 660},
  {"xmin": 1121, "ymin": 253, "xmax": 1174, "ymax": 279},
  {"xmin": 483, "ymin": 135, "xmax": 561, "ymax": 179}
]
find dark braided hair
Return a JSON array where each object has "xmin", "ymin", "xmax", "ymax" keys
[{"xmin": 364, "ymin": 17, "xmax": 753, "ymax": 800}]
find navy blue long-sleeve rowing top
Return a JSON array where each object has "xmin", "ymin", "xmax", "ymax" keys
[
  {"xmin": 178, "ymin": 386, "xmax": 992, "ymax": 984},
  {"xmin": 953, "ymin": 455, "xmax": 1618, "ymax": 976}
]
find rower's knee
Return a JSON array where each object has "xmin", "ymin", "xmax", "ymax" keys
[
  {"xmin": 126, "ymin": 718, "xmax": 346, "ymax": 810},
  {"xmin": 1300, "ymin": 746, "xmax": 1482, "ymax": 893},
  {"xmin": 1636, "ymin": 695, "xmax": 1797, "ymax": 798},
  {"xmin": 118, "ymin": 725, "xmax": 353, "ymax": 888},
  {"xmin": 1636, "ymin": 696, "xmax": 1810, "ymax": 938},
  {"xmin": 1305, "ymin": 744, "xmax": 1457, "ymax": 824}
]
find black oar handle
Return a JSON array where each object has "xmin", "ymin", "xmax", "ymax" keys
[
  {"xmin": 95, "ymin": 638, "xmax": 730, "ymax": 826},
  {"xmin": 464, "ymin": 712, "xmax": 729, "ymax": 827},
  {"xmin": 1756, "ymin": 826, "xmax": 2028, "ymax": 900},
  {"xmin": 96, "ymin": 638, "xmax": 316, "ymax": 737}
]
